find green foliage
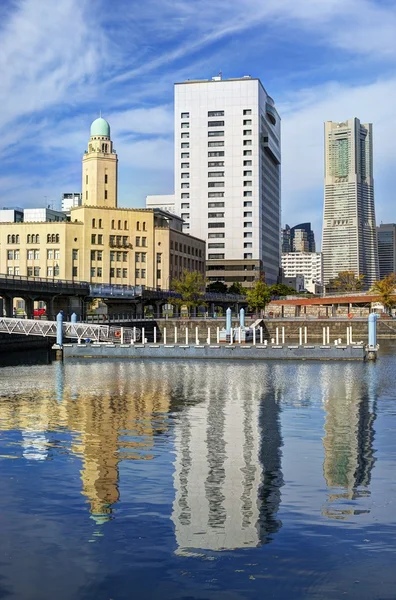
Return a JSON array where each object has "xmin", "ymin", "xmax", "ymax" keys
[
  {"xmin": 371, "ymin": 273, "xmax": 396, "ymax": 313},
  {"xmin": 245, "ymin": 278, "xmax": 272, "ymax": 315},
  {"xmin": 330, "ymin": 271, "xmax": 365, "ymax": 292},
  {"xmin": 206, "ymin": 280, "xmax": 228, "ymax": 294},
  {"xmin": 170, "ymin": 270, "xmax": 207, "ymax": 311},
  {"xmin": 269, "ymin": 283, "xmax": 296, "ymax": 297},
  {"xmin": 228, "ymin": 282, "xmax": 247, "ymax": 296}
]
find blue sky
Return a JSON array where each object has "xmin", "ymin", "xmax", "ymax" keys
[{"xmin": 1, "ymin": 0, "xmax": 396, "ymax": 246}]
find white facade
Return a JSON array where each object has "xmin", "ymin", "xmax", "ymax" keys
[
  {"xmin": 145, "ymin": 194, "xmax": 176, "ymax": 214},
  {"xmin": 377, "ymin": 223, "xmax": 396, "ymax": 279},
  {"xmin": 173, "ymin": 76, "xmax": 281, "ymax": 285},
  {"xmin": 62, "ymin": 192, "xmax": 82, "ymax": 213},
  {"xmin": 24, "ymin": 208, "xmax": 67, "ymax": 223},
  {"xmin": 0, "ymin": 208, "xmax": 23, "ymax": 223},
  {"xmin": 322, "ymin": 119, "xmax": 379, "ymax": 287},
  {"xmin": 281, "ymin": 252, "xmax": 323, "ymax": 293}
]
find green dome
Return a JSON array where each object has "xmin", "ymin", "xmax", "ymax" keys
[{"xmin": 90, "ymin": 117, "xmax": 110, "ymax": 138}]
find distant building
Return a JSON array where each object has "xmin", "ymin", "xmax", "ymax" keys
[
  {"xmin": 377, "ymin": 223, "xmax": 396, "ymax": 279},
  {"xmin": 146, "ymin": 194, "xmax": 176, "ymax": 214},
  {"xmin": 322, "ymin": 118, "xmax": 379, "ymax": 287},
  {"xmin": 0, "ymin": 208, "xmax": 24, "ymax": 223},
  {"xmin": 281, "ymin": 274, "xmax": 305, "ymax": 293},
  {"xmin": 281, "ymin": 222, "xmax": 315, "ymax": 253},
  {"xmin": 281, "ymin": 225, "xmax": 291, "ymax": 253},
  {"xmin": 23, "ymin": 208, "xmax": 67, "ymax": 223},
  {"xmin": 62, "ymin": 193, "xmax": 82, "ymax": 213},
  {"xmin": 281, "ymin": 252, "xmax": 323, "ymax": 294}
]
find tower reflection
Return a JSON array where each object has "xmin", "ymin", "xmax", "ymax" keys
[
  {"xmin": 321, "ymin": 365, "xmax": 376, "ymax": 519},
  {"xmin": 171, "ymin": 364, "xmax": 283, "ymax": 552}
]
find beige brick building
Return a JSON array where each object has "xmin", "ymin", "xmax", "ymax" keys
[{"xmin": 0, "ymin": 118, "xmax": 205, "ymax": 289}]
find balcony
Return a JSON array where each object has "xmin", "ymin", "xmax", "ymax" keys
[{"xmin": 109, "ymin": 241, "xmax": 133, "ymax": 249}]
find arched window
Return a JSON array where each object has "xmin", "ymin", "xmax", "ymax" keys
[
  {"xmin": 111, "ymin": 219, "xmax": 115, "ymax": 229},
  {"xmin": 118, "ymin": 220, "xmax": 121, "ymax": 230},
  {"xmin": 105, "ymin": 143, "xmax": 108, "ymax": 153},
  {"xmin": 92, "ymin": 218, "xmax": 96, "ymax": 228},
  {"xmin": 16, "ymin": 235, "xmax": 19, "ymax": 244},
  {"xmin": 99, "ymin": 219, "xmax": 102, "ymax": 229},
  {"xmin": 7, "ymin": 235, "xmax": 11, "ymax": 243},
  {"xmin": 11, "ymin": 235, "xmax": 15, "ymax": 244},
  {"xmin": 47, "ymin": 234, "xmax": 51, "ymax": 243},
  {"xmin": 124, "ymin": 220, "xmax": 128, "ymax": 230},
  {"xmin": 137, "ymin": 221, "xmax": 140, "ymax": 231},
  {"xmin": 27, "ymin": 234, "xmax": 31, "ymax": 243},
  {"xmin": 55, "ymin": 234, "xmax": 59, "ymax": 243},
  {"xmin": 143, "ymin": 222, "xmax": 146, "ymax": 231},
  {"xmin": 36, "ymin": 235, "xmax": 40, "ymax": 243}
]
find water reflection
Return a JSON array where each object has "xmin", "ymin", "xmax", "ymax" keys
[
  {"xmin": 321, "ymin": 364, "xmax": 376, "ymax": 519},
  {"xmin": 171, "ymin": 365, "xmax": 283, "ymax": 552}
]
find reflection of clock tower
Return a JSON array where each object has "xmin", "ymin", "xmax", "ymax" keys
[{"xmin": 82, "ymin": 117, "xmax": 118, "ymax": 208}]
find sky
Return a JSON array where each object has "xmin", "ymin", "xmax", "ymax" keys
[{"xmin": 1, "ymin": 0, "xmax": 396, "ymax": 247}]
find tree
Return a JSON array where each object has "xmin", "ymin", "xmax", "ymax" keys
[
  {"xmin": 228, "ymin": 282, "xmax": 247, "ymax": 296},
  {"xmin": 206, "ymin": 280, "xmax": 228, "ymax": 294},
  {"xmin": 269, "ymin": 283, "xmax": 297, "ymax": 297},
  {"xmin": 170, "ymin": 270, "xmax": 207, "ymax": 313},
  {"xmin": 371, "ymin": 273, "xmax": 396, "ymax": 314},
  {"xmin": 245, "ymin": 278, "xmax": 272, "ymax": 316},
  {"xmin": 330, "ymin": 271, "xmax": 365, "ymax": 292}
]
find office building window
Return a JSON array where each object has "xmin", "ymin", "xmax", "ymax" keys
[
  {"xmin": 208, "ymin": 151, "xmax": 224, "ymax": 157},
  {"xmin": 156, "ymin": 253, "xmax": 162, "ymax": 264},
  {"xmin": 91, "ymin": 234, "xmax": 96, "ymax": 244},
  {"xmin": 208, "ymin": 171, "xmax": 224, "ymax": 177},
  {"xmin": 244, "ymin": 222, "xmax": 252, "ymax": 227},
  {"xmin": 135, "ymin": 252, "xmax": 140, "ymax": 263},
  {"xmin": 181, "ymin": 152, "xmax": 189, "ymax": 158},
  {"xmin": 116, "ymin": 252, "xmax": 122, "ymax": 262},
  {"xmin": 181, "ymin": 132, "xmax": 189, "ymax": 138},
  {"xmin": 243, "ymin": 119, "xmax": 252, "ymax": 125},
  {"xmin": 244, "ymin": 253, "xmax": 253, "ymax": 259},
  {"xmin": 73, "ymin": 266, "xmax": 78, "ymax": 277},
  {"xmin": 244, "ymin": 191, "xmax": 252, "ymax": 196},
  {"xmin": 7, "ymin": 250, "xmax": 13, "ymax": 260},
  {"xmin": 157, "ymin": 269, "xmax": 161, "ymax": 279},
  {"xmin": 208, "ymin": 253, "xmax": 225, "ymax": 259},
  {"xmin": 142, "ymin": 237, "xmax": 147, "ymax": 247},
  {"xmin": 72, "ymin": 249, "xmax": 78, "ymax": 260},
  {"xmin": 244, "ymin": 232, "xmax": 252, "ymax": 238},
  {"xmin": 208, "ymin": 131, "xmax": 224, "ymax": 137},
  {"xmin": 181, "ymin": 193, "xmax": 189, "ymax": 199},
  {"xmin": 181, "ymin": 213, "xmax": 190, "ymax": 220},
  {"xmin": 181, "ymin": 172, "xmax": 189, "ymax": 179},
  {"xmin": 90, "ymin": 267, "xmax": 95, "ymax": 278},
  {"xmin": 14, "ymin": 267, "xmax": 20, "ymax": 275},
  {"xmin": 181, "ymin": 203, "xmax": 190, "ymax": 209},
  {"xmin": 27, "ymin": 250, "xmax": 34, "ymax": 260},
  {"xmin": 54, "ymin": 249, "xmax": 60, "ymax": 259},
  {"xmin": 110, "ymin": 268, "xmax": 115, "ymax": 278},
  {"xmin": 97, "ymin": 251, "xmax": 102, "ymax": 261},
  {"xmin": 243, "ymin": 181, "xmax": 252, "ymax": 186},
  {"xmin": 14, "ymin": 250, "xmax": 20, "ymax": 260},
  {"xmin": 244, "ymin": 242, "xmax": 252, "ymax": 248},
  {"xmin": 243, "ymin": 149, "xmax": 252, "ymax": 156},
  {"xmin": 34, "ymin": 250, "xmax": 40, "ymax": 260},
  {"xmin": 181, "ymin": 112, "xmax": 189, "ymax": 118},
  {"xmin": 208, "ymin": 182, "xmax": 224, "ymax": 188},
  {"xmin": 208, "ymin": 161, "xmax": 224, "ymax": 167},
  {"xmin": 105, "ymin": 174, "xmax": 108, "ymax": 184},
  {"xmin": 208, "ymin": 110, "xmax": 224, "ymax": 117},
  {"xmin": 208, "ymin": 243, "xmax": 225, "ymax": 249},
  {"xmin": 27, "ymin": 267, "xmax": 33, "ymax": 276},
  {"xmin": 208, "ymin": 191, "xmax": 224, "ymax": 198},
  {"xmin": 181, "ymin": 183, "xmax": 190, "ymax": 189},
  {"xmin": 244, "ymin": 211, "xmax": 252, "ymax": 218},
  {"xmin": 243, "ymin": 109, "xmax": 252, "ymax": 115},
  {"xmin": 7, "ymin": 267, "xmax": 13, "ymax": 275},
  {"xmin": 208, "ymin": 121, "xmax": 224, "ymax": 127},
  {"xmin": 98, "ymin": 234, "xmax": 103, "ymax": 245},
  {"xmin": 244, "ymin": 170, "xmax": 252, "ymax": 176},
  {"xmin": 90, "ymin": 250, "xmax": 96, "ymax": 261},
  {"xmin": 92, "ymin": 218, "xmax": 96, "ymax": 228},
  {"xmin": 135, "ymin": 236, "xmax": 140, "ymax": 246},
  {"xmin": 243, "ymin": 140, "xmax": 252, "ymax": 146},
  {"xmin": 208, "ymin": 202, "xmax": 224, "ymax": 208},
  {"xmin": 244, "ymin": 201, "xmax": 252, "ymax": 207},
  {"xmin": 104, "ymin": 190, "xmax": 108, "ymax": 200},
  {"xmin": 181, "ymin": 142, "xmax": 189, "ymax": 148},
  {"xmin": 243, "ymin": 130, "xmax": 252, "ymax": 135},
  {"xmin": 97, "ymin": 267, "xmax": 102, "ymax": 277},
  {"xmin": 122, "ymin": 269, "xmax": 128, "ymax": 278},
  {"xmin": 123, "ymin": 252, "xmax": 128, "ymax": 262},
  {"xmin": 141, "ymin": 269, "xmax": 146, "ymax": 278},
  {"xmin": 244, "ymin": 160, "xmax": 252, "ymax": 166},
  {"xmin": 141, "ymin": 253, "xmax": 146, "ymax": 263},
  {"xmin": 208, "ymin": 232, "xmax": 225, "ymax": 238},
  {"xmin": 116, "ymin": 268, "xmax": 122, "ymax": 278},
  {"xmin": 181, "ymin": 163, "xmax": 189, "ymax": 168},
  {"xmin": 181, "ymin": 122, "xmax": 189, "ymax": 129},
  {"xmin": 208, "ymin": 141, "xmax": 224, "ymax": 147},
  {"xmin": 208, "ymin": 212, "xmax": 224, "ymax": 218},
  {"xmin": 208, "ymin": 222, "xmax": 225, "ymax": 228},
  {"xmin": 34, "ymin": 267, "xmax": 40, "ymax": 276}
]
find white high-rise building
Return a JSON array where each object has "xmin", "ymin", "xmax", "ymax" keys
[
  {"xmin": 322, "ymin": 118, "xmax": 379, "ymax": 287},
  {"xmin": 148, "ymin": 75, "xmax": 281, "ymax": 287},
  {"xmin": 281, "ymin": 252, "xmax": 323, "ymax": 293},
  {"xmin": 377, "ymin": 223, "xmax": 396, "ymax": 279}
]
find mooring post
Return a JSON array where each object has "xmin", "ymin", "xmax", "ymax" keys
[
  {"xmin": 217, "ymin": 327, "xmax": 220, "ymax": 344},
  {"xmin": 174, "ymin": 326, "xmax": 177, "ymax": 344},
  {"xmin": 164, "ymin": 327, "xmax": 167, "ymax": 345},
  {"xmin": 323, "ymin": 327, "xmax": 326, "ymax": 345},
  {"xmin": 346, "ymin": 327, "xmax": 350, "ymax": 346},
  {"xmin": 327, "ymin": 326, "xmax": 330, "ymax": 345},
  {"xmin": 186, "ymin": 327, "xmax": 189, "ymax": 344},
  {"xmin": 142, "ymin": 327, "xmax": 145, "ymax": 344},
  {"xmin": 154, "ymin": 327, "xmax": 157, "ymax": 344},
  {"xmin": 304, "ymin": 326, "xmax": 307, "ymax": 344},
  {"xmin": 350, "ymin": 325, "xmax": 353, "ymax": 344},
  {"xmin": 55, "ymin": 312, "xmax": 63, "ymax": 360},
  {"xmin": 299, "ymin": 328, "xmax": 302, "ymax": 346},
  {"xmin": 238, "ymin": 327, "xmax": 241, "ymax": 344},
  {"xmin": 207, "ymin": 327, "xmax": 210, "ymax": 345},
  {"xmin": 121, "ymin": 327, "xmax": 124, "ymax": 344},
  {"xmin": 282, "ymin": 327, "xmax": 285, "ymax": 344},
  {"xmin": 252, "ymin": 326, "xmax": 256, "ymax": 346},
  {"xmin": 276, "ymin": 327, "xmax": 279, "ymax": 345},
  {"xmin": 195, "ymin": 327, "xmax": 199, "ymax": 345},
  {"xmin": 239, "ymin": 308, "xmax": 245, "ymax": 328},
  {"xmin": 260, "ymin": 327, "xmax": 263, "ymax": 344},
  {"xmin": 133, "ymin": 326, "xmax": 136, "ymax": 342}
]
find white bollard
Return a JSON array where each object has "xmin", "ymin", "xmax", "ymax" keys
[
  {"xmin": 264, "ymin": 339, "xmax": 268, "ymax": 346},
  {"xmin": 282, "ymin": 327, "xmax": 285, "ymax": 344},
  {"xmin": 164, "ymin": 327, "xmax": 167, "ymax": 345},
  {"xmin": 276, "ymin": 328, "xmax": 279, "ymax": 345},
  {"xmin": 252, "ymin": 326, "xmax": 256, "ymax": 346},
  {"xmin": 186, "ymin": 328, "xmax": 188, "ymax": 344},
  {"xmin": 142, "ymin": 327, "xmax": 145, "ymax": 344},
  {"xmin": 299, "ymin": 328, "xmax": 302, "ymax": 346},
  {"xmin": 174, "ymin": 326, "xmax": 177, "ymax": 344},
  {"xmin": 350, "ymin": 326, "xmax": 353, "ymax": 344},
  {"xmin": 154, "ymin": 327, "xmax": 157, "ymax": 344},
  {"xmin": 327, "ymin": 326, "xmax": 330, "ymax": 345},
  {"xmin": 133, "ymin": 326, "xmax": 136, "ymax": 342},
  {"xmin": 121, "ymin": 327, "xmax": 124, "ymax": 344},
  {"xmin": 271, "ymin": 338, "xmax": 275, "ymax": 344},
  {"xmin": 304, "ymin": 326, "xmax": 307, "ymax": 345},
  {"xmin": 216, "ymin": 327, "xmax": 220, "ymax": 344},
  {"xmin": 230, "ymin": 328, "xmax": 233, "ymax": 345},
  {"xmin": 196, "ymin": 327, "xmax": 199, "ymax": 345},
  {"xmin": 346, "ymin": 327, "xmax": 350, "ymax": 345},
  {"xmin": 238, "ymin": 327, "xmax": 241, "ymax": 344},
  {"xmin": 260, "ymin": 327, "xmax": 263, "ymax": 344},
  {"xmin": 207, "ymin": 327, "xmax": 210, "ymax": 345}
]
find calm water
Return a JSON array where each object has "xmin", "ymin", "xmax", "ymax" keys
[{"xmin": 1, "ymin": 348, "xmax": 396, "ymax": 599}]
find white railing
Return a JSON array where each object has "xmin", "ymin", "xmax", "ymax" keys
[{"xmin": 0, "ymin": 317, "xmax": 109, "ymax": 342}]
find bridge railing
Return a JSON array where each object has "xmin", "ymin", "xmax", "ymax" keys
[{"xmin": 0, "ymin": 273, "xmax": 89, "ymax": 291}]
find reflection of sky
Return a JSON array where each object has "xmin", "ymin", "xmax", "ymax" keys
[{"xmin": 1, "ymin": 351, "xmax": 396, "ymax": 599}]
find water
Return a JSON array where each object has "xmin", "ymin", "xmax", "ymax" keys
[{"xmin": 1, "ymin": 347, "xmax": 396, "ymax": 599}]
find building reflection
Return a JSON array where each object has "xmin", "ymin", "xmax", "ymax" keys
[
  {"xmin": 321, "ymin": 365, "xmax": 376, "ymax": 519},
  {"xmin": 0, "ymin": 362, "xmax": 170, "ymax": 524},
  {"xmin": 171, "ymin": 364, "xmax": 283, "ymax": 552}
]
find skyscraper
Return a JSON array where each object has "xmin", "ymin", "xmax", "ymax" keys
[
  {"xmin": 282, "ymin": 222, "xmax": 316, "ymax": 253},
  {"xmin": 322, "ymin": 119, "xmax": 379, "ymax": 287},
  {"xmin": 377, "ymin": 223, "xmax": 396, "ymax": 279},
  {"xmin": 148, "ymin": 75, "xmax": 281, "ymax": 287}
]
